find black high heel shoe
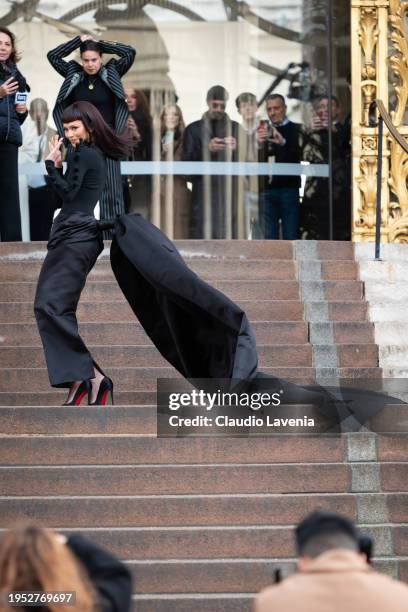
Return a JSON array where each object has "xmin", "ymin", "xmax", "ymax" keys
[
  {"xmin": 88, "ymin": 377, "xmax": 114, "ymax": 406},
  {"xmin": 63, "ymin": 380, "xmax": 91, "ymax": 406}
]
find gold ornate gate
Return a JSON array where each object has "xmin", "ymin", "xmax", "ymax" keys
[{"xmin": 352, "ymin": 0, "xmax": 408, "ymax": 242}]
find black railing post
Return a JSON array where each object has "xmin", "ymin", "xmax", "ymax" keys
[{"xmin": 375, "ymin": 114, "xmax": 383, "ymax": 260}]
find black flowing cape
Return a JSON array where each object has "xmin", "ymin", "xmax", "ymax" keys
[
  {"xmin": 109, "ymin": 214, "xmax": 406, "ymax": 432},
  {"xmin": 110, "ymin": 214, "xmax": 258, "ymax": 381}
]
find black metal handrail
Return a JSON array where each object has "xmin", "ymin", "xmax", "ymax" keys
[{"xmin": 369, "ymin": 99, "xmax": 408, "ymax": 259}]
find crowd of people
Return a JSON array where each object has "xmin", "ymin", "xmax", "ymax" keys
[
  {"xmin": 1, "ymin": 511, "xmax": 408, "ymax": 610},
  {"xmin": 0, "ymin": 26, "xmax": 352, "ymax": 243}
]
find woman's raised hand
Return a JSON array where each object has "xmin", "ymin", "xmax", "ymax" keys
[
  {"xmin": 45, "ymin": 135, "xmax": 63, "ymax": 167},
  {"xmin": 0, "ymin": 77, "xmax": 19, "ymax": 98}
]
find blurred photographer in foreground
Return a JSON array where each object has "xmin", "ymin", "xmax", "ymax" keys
[
  {"xmin": 0, "ymin": 525, "xmax": 132, "ymax": 612},
  {"xmin": 254, "ymin": 511, "xmax": 408, "ymax": 612}
]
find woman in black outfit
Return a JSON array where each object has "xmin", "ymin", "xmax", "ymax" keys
[
  {"xmin": 34, "ymin": 101, "xmax": 131, "ymax": 406},
  {"xmin": 47, "ymin": 34, "xmax": 135, "ymax": 232},
  {"xmin": 33, "ymin": 106, "xmax": 393, "ymax": 426},
  {"xmin": 0, "ymin": 26, "xmax": 29, "ymax": 241}
]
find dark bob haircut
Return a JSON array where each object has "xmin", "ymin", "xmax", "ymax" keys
[{"xmin": 61, "ymin": 101, "xmax": 132, "ymax": 160}]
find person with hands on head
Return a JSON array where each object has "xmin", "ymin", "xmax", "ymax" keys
[
  {"xmin": 47, "ymin": 33, "xmax": 136, "ymax": 234},
  {"xmin": 0, "ymin": 26, "xmax": 30, "ymax": 241}
]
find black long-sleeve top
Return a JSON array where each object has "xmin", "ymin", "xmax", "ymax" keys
[{"xmin": 45, "ymin": 142, "xmax": 107, "ymax": 215}]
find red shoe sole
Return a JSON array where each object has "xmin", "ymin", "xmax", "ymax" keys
[{"xmin": 75, "ymin": 391, "xmax": 87, "ymax": 406}]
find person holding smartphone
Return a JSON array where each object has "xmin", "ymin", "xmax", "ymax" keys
[
  {"xmin": 302, "ymin": 95, "xmax": 348, "ymax": 240},
  {"xmin": 257, "ymin": 94, "xmax": 303, "ymax": 240},
  {"xmin": 0, "ymin": 26, "xmax": 29, "ymax": 241}
]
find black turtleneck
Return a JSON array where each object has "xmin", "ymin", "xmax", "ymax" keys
[
  {"xmin": 45, "ymin": 142, "xmax": 107, "ymax": 215},
  {"xmin": 65, "ymin": 74, "xmax": 116, "ymax": 127}
]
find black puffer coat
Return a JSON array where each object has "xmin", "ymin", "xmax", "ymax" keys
[{"xmin": 0, "ymin": 62, "xmax": 29, "ymax": 146}]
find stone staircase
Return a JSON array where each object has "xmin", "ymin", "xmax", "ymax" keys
[{"xmin": 0, "ymin": 239, "xmax": 406, "ymax": 610}]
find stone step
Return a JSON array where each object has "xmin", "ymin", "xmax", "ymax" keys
[
  {"xmin": 310, "ymin": 241, "xmax": 355, "ymax": 260},
  {"xmin": 355, "ymin": 243, "xmax": 408, "ymax": 261},
  {"xmin": 0, "ymin": 391, "xmax": 155, "ymax": 406},
  {"xmin": 309, "ymin": 322, "xmax": 374, "ymax": 344},
  {"xmin": 0, "ymin": 493, "xmax": 357, "ymax": 526},
  {"xmin": 0, "ymin": 344, "xmax": 315, "ymax": 368},
  {"xmin": 126, "ymin": 559, "xmax": 296, "ymax": 595},
  {"xmin": 0, "ymin": 321, "xmax": 375, "ymax": 348},
  {"xmin": 0, "ymin": 367, "xmax": 319, "ymax": 392},
  {"xmin": 0, "ymin": 322, "xmax": 309, "ymax": 347},
  {"xmin": 358, "ymin": 260, "xmax": 408, "ymax": 282},
  {"xmin": 0, "ymin": 343, "xmax": 379, "ymax": 369},
  {"xmin": 306, "ymin": 302, "xmax": 368, "ymax": 322},
  {"xmin": 364, "ymin": 282, "xmax": 408, "ymax": 303},
  {"xmin": 1, "ymin": 281, "xmax": 301, "ymax": 302},
  {"xmin": 0, "ymin": 240, "xmax": 356, "ymax": 260},
  {"xmin": 0, "ymin": 260, "xmax": 299, "ymax": 281},
  {"xmin": 0, "ymin": 366, "xmax": 383, "ymax": 394},
  {"xmin": 16, "ymin": 525, "xmax": 400, "ymax": 559},
  {"xmin": 126, "ymin": 557, "xmax": 404, "ymax": 595},
  {"xmin": 0, "ymin": 400, "xmax": 401, "ymax": 434},
  {"xmin": 374, "ymin": 322, "xmax": 408, "ymax": 345},
  {"xmin": 0, "ymin": 435, "xmax": 346, "ymax": 465},
  {"xmin": 134, "ymin": 597, "xmax": 252, "ymax": 612},
  {"xmin": 0, "ymin": 300, "xmax": 370, "ymax": 324},
  {"xmin": 381, "ymin": 464, "xmax": 408, "ymax": 492},
  {"xmin": 379, "ymin": 345, "xmax": 408, "ymax": 367},
  {"xmin": 0, "ymin": 258, "xmax": 359, "ymax": 288},
  {"xmin": 369, "ymin": 406, "xmax": 408, "ymax": 433},
  {"xmin": 2, "ymin": 300, "xmax": 308, "ymax": 324},
  {"xmin": 381, "ymin": 367, "xmax": 408, "ymax": 378},
  {"xmin": 0, "ymin": 405, "xmax": 156, "ymax": 435},
  {"xmin": 300, "ymin": 281, "xmax": 363, "ymax": 301},
  {"xmin": 0, "ymin": 276, "xmax": 359, "ymax": 303},
  {"xmin": 0, "ymin": 240, "xmax": 291, "ymax": 260},
  {"xmin": 369, "ymin": 304, "xmax": 408, "ymax": 323},
  {"xmin": 0, "ymin": 464, "xmax": 352, "ymax": 496},
  {"xmin": 378, "ymin": 435, "xmax": 408, "ymax": 462}
]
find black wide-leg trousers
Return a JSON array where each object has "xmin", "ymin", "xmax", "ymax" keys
[
  {"xmin": 0, "ymin": 143, "xmax": 22, "ymax": 241},
  {"xmin": 34, "ymin": 213, "xmax": 103, "ymax": 388}
]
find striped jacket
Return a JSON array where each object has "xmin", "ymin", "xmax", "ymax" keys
[{"xmin": 47, "ymin": 36, "xmax": 136, "ymax": 136}]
